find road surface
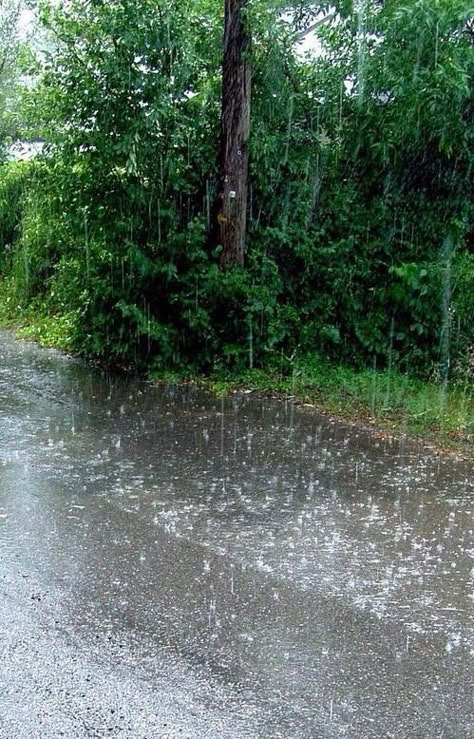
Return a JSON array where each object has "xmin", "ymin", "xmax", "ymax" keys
[{"xmin": 0, "ymin": 331, "xmax": 473, "ymax": 737}]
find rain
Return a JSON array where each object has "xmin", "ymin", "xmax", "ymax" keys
[
  {"xmin": 1, "ymin": 0, "xmax": 473, "ymax": 736},
  {"xmin": 0, "ymin": 330, "xmax": 473, "ymax": 737}
]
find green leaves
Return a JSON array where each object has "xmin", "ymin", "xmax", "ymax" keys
[
  {"xmin": 0, "ymin": 0, "xmax": 472, "ymax": 378},
  {"xmin": 0, "ymin": 0, "xmax": 22, "ymax": 156}
]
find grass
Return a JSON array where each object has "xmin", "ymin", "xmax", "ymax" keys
[
  {"xmin": 153, "ymin": 355, "xmax": 474, "ymax": 457},
  {"xmin": 0, "ymin": 278, "xmax": 78, "ymax": 350},
  {"xmin": 1, "ymin": 287, "xmax": 472, "ymax": 457}
]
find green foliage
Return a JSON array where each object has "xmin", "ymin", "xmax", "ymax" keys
[
  {"xmin": 0, "ymin": 161, "xmax": 28, "ymax": 266},
  {"xmin": 0, "ymin": 0, "xmax": 472, "ymax": 386},
  {"xmin": 0, "ymin": 0, "xmax": 26, "ymax": 157}
]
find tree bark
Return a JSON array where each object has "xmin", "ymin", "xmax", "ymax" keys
[{"xmin": 213, "ymin": 0, "xmax": 251, "ymax": 268}]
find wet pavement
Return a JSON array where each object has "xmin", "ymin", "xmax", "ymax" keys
[{"xmin": 0, "ymin": 330, "xmax": 473, "ymax": 738}]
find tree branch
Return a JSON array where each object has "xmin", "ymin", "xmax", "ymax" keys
[{"xmin": 295, "ymin": 13, "xmax": 336, "ymax": 43}]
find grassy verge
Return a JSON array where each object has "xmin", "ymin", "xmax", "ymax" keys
[
  {"xmin": 153, "ymin": 357, "xmax": 474, "ymax": 457},
  {"xmin": 0, "ymin": 280, "xmax": 79, "ymax": 351},
  {"xmin": 1, "ymin": 297, "xmax": 472, "ymax": 457}
]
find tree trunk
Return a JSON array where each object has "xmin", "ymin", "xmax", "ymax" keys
[{"xmin": 213, "ymin": 0, "xmax": 251, "ymax": 268}]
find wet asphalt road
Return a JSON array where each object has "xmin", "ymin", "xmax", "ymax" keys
[{"xmin": 0, "ymin": 331, "xmax": 473, "ymax": 738}]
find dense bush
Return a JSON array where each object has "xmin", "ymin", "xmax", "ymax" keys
[{"xmin": 0, "ymin": 0, "xmax": 472, "ymax": 377}]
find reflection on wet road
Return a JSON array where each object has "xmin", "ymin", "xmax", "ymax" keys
[{"xmin": 0, "ymin": 331, "xmax": 473, "ymax": 737}]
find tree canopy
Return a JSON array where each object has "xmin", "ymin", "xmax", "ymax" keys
[
  {"xmin": 0, "ymin": 0, "xmax": 472, "ymax": 378},
  {"xmin": 0, "ymin": 0, "xmax": 22, "ymax": 156}
]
